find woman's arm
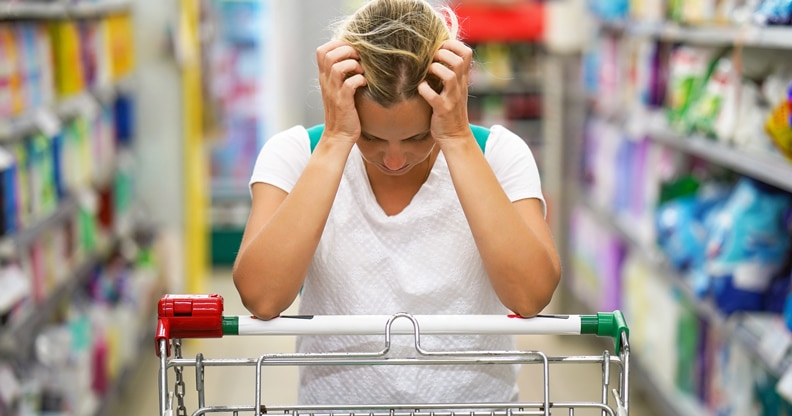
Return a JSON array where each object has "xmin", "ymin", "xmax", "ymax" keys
[
  {"xmin": 418, "ymin": 40, "xmax": 561, "ymax": 317},
  {"xmin": 233, "ymin": 40, "xmax": 367, "ymax": 319},
  {"xmin": 233, "ymin": 140, "xmax": 354, "ymax": 320},
  {"xmin": 442, "ymin": 140, "xmax": 561, "ymax": 317}
]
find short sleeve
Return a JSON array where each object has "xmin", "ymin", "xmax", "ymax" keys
[
  {"xmin": 249, "ymin": 126, "xmax": 311, "ymax": 194},
  {"xmin": 484, "ymin": 125, "xmax": 546, "ymax": 216}
]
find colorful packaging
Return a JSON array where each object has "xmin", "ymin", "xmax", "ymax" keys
[
  {"xmin": 0, "ymin": 25, "xmax": 23, "ymax": 116},
  {"xmin": 105, "ymin": 14, "xmax": 135, "ymax": 80},
  {"xmin": 765, "ymin": 81, "xmax": 792, "ymax": 161},
  {"xmin": 705, "ymin": 178, "xmax": 792, "ymax": 314},
  {"xmin": 35, "ymin": 24, "xmax": 55, "ymax": 107},
  {"xmin": 49, "ymin": 21, "xmax": 85, "ymax": 97},
  {"xmin": 0, "ymin": 146, "xmax": 17, "ymax": 236},
  {"xmin": 686, "ymin": 57, "xmax": 737, "ymax": 138},
  {"xmin": 666, "ymin": 46, "xmax": 720, "ymax": 132},
  {"xmin": 12, "ymin": 141, "xmax": 30, "ymax": 229},
  {"xmin": 753, "ymin": 0, "xmax": 792, "ymax": 25}
]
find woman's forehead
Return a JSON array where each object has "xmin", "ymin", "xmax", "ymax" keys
[{"xmin": 357, "ymin": 97, "xmax": 432, "ymax": 139}]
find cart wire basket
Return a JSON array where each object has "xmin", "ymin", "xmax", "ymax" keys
[{"xmin": 154, "ymin": 294, "xmax": 630, "ymax": 416}]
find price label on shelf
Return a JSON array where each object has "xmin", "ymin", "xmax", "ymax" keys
[
  {"xmin": 34, "ymin": 108, "xmax": 62, "ymax": 138},
  {"xmin": 0, "ymin": 121, "xmax": 12, "ymax": 141},
  {"xmin": 736, "ymin": 25, "xmax": 761, "ymax": 46},
  {"xmin": 757, "ymin": 318, "xmax": 792, "ymax": 369},
  {"xmin": 78, "ymin": 94, "xmax": 101, "ymax": 119},
  {"xmin": 0, "ymin": 364, "xmax": 20, "ymax": 407},
  {"xmin": 778, "ymin": 365, "xmax": 792, "ymax": 403}
]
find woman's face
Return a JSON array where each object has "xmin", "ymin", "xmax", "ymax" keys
[{"xmin": 355, "ymin": 96, "xmax": 435, "ymax": 176}]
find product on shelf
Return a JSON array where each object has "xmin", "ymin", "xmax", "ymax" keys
[
  {"xmin": 570, "ymin": 206, "xmax": 625, "ymax": 312},
  {"xmin": 754, "ymin": 0, "xmax": 792, "ymax": 25},
  {"xmin": 666, "ymin": 45, "xmax": 721, "ymax": 132},
  {"xmin": 0, "ymin": 25, "xmax": 24, "ymax": 117},
  {"xmin": 579, "ymin": 3, "xmax": 792, "ymax": 414},
  {"xmin": 49, "ymin": 21, "xmax": 85, "ymax": 98},
  {"xmin": 655, "ymin": 180, "xmax": 730, "ymax": 287},
  {"xmin": 766, "ymin": 80, "xmax": 792, "ymax": 160}
]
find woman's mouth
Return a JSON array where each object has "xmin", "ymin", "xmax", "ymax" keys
[{"xmin": 380, "ymin": 164, "xmax": 410, "ymax": 174}]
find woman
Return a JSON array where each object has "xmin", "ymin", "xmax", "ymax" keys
[{"xmin": 233, "ymin": 0, "xmax": 561, "ymax": 405}]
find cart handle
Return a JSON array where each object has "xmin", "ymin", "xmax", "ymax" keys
[{"xmin": 155, "ymin": 294, "xmax": 630, "ymax": 356}]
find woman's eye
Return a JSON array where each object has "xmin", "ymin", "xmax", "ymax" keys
[{"xmin": 407, "ymin": 134, "xmax": 429, "ymax": 143}]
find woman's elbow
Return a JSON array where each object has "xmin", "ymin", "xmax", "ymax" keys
[
  {"xmin": 511, "ymin": 267, "xmax": 562, "ymax": 317},
  {"xmin": 234, "ymin": 282, "xmax": 285, "ymax": 320},
  {"xmin": 232, "ymin": 265, "xmax": 285, "ymax": 320},
  {"xmin": 241, "ymin": 298, "xmax": 283, "ymax": 321}
]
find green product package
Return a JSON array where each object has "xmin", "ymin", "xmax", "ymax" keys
[
  {"xmin": 666, "ymin": 47, "xmax": 722, "ymax": 133},
  {"xmin": 684, "ymin": 57, "xmax": 735, "ymax": 138},
  {"xmin": 675, "ymin": 295, "xmax": 701, "ymax": 396}
]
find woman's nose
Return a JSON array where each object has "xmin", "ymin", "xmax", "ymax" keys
[{"xmin": 382, "ymin": 144, "xmax": 406, "ymax": 170}]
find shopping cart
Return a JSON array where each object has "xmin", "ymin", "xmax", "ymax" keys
[{"xmin": 154, "ymin": 294, "xmax": 630, "ymax": 416}]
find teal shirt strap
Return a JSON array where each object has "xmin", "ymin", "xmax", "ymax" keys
[
  {"xmin": 306, "ymin": 124, "xmax": 490, "ymax": 153},
  {"xmin": 469, "ymin": 124, "xmax": 490, "ymax": 153},
  {"xmin": 307, "ymin": 124, "xmax": 325, "ymax": 153}
]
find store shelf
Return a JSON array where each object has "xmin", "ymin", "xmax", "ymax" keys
[
  {"xmin": 2, "ymin": 197, "xmax": 79, "ymax": 250},
  {"xmin": 578, "ymin": 13, "xmax": 792, "ymax": 416},
  {"xmin": 631, "ymin": 353, "xmax": 711, "ymax": 416},
  {"xmin": 576, "ymin": 197, "xmax": 725, "ymax": 323},
  {"xmin": 0, "ymin": 0, "xmax": 130, "ymax": 20},
  {"xmin": 642, "ymin": 112, "xmax": 792, "ymax": 194},
  {"xmin": 601, "ymin": 20, "xmax": 792, "ymax": 49},
  {"xmin": 561, "ymin": 278, "xmax": 710, "ymax": 416},
  {"xmin": 0, "ymin": 84, "xmax": 118, "ymax": 142},
  {"xmin": 0, "ymin": 247, "xmax": 111, "ymax": 361},
  {"xmin": 590, "ymin": 109, "xmax": 792, "ymax": 194},
  {"xmin": 576, "ymin": 196, "xmax": 792, "ymax": 381},
  {"xmin": 469, "ymin": 82, "xmax": 542, "ymax": 96},
  {"xmin": 92, "ymin": 311, "xmax": 161, "ymax": 416}
]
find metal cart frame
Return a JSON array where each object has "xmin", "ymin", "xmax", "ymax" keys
[{"xmin": 154, "ymin": 294, "xmax": 630, "ymax": 416}]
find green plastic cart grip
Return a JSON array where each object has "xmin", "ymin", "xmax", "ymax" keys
[{"xmin": 580, "ymin": 310, "xmax": 630, "ymax": 354}]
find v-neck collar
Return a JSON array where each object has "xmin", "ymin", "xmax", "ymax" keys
[{"xmin": 351, "ymin": 146, "xmax": 439, "ymax": 219}]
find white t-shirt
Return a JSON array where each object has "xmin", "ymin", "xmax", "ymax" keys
[{"xmin": 250, "ymin": 124, "xmax": 545, "ymax": 406}]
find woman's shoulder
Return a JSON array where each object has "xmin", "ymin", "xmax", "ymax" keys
[
  {"xmin": 250, "ymin": 125, "xmax": 313, "ymax": 192},
  {"xmin": 482, "ymin": 124, "xmax": 531, "ymax": 155},
  {"xmin": 262, "ymin": 125, "xmax": 312, "ymax": 154}
]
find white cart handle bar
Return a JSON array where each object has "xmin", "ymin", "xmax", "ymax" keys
[{"xmin": 154, "ymin": 294, "xmax": 629, "ymax": 356}]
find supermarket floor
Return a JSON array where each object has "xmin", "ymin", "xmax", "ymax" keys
[{"xmin": 113, "ymin": 269, "xmax": 661, "ymax": 416}]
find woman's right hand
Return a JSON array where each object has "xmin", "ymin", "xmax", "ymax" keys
[{"xmin": 316, "ymin": 39, "xmax": 367, "ymax": 144}]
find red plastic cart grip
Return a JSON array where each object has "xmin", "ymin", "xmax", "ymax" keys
[{"xmin": 155, "ymin": 294, "xmax": 224, "ymax": 357}]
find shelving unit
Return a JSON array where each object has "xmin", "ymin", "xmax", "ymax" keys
[
  {"xmin": 645, "ymin": 115, "xmax": 792, "ymax": 194},
  {"xmin": 0, "ymin": 4, "xmax": 166, "ymax": 415},
  {"xmin": 577, "ymin": 194, "xmax": 791, "ymax": 376},
  {"xmin": 0, "ymin": 85, "xmax": 121, "ymax": 142},
  {"xmin": 0, "ymin": 0, "xmax": 130, "ymax": 20},
  {"xmin": 560, "ymin": 10, "xmax": 792, "ymax": 415},
  {"xmin": 0, "ymin": 246, "xmax": 110, "ymax": 360},
  {"xmin": 601, "ymin": 20, "xmax": 792, "ymax": 49},
  {"xmin": 631, "ymin": 354, "xmax": 710, "ymax": 416}
]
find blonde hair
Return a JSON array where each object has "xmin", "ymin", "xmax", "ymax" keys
[{"xmin": 335, "ymin": 0, "xmax": 459, "ymax": 107}]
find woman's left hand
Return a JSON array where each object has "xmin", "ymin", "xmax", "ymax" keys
[{"xmin": 417, "ymin": 40, "xmax": 474, "ymax": 147}]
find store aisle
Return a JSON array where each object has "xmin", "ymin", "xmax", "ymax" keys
[{"xmin": 113, "ymin": 269, "xmax": 660, "ymax": 416}]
